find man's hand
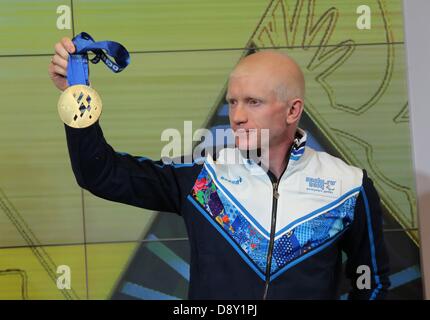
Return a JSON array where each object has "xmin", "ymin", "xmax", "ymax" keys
[{"xmin": 48, "ymin": 37, "xmax": 76, "ymax": 91}]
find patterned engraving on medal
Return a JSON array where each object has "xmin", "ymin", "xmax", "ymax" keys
[{"xmin": 73, "ymin": 91, "xmax": 95, "ymax": 122}]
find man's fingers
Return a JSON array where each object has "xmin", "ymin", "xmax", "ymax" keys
[
  {"xmin": 52, "ymin": 54, "xmax": 68, "ymax": 70},
  {"xmin": 52, "ymin": 64, "xmax": 67, "ymax": 77},
  {"xmin": 61, "ymin": 37, "xmax": 75, "ymax": 54},
  {"xmin": 48, "ymin": 61, "xmax": 55, "ymax": 75},
  {"xmin": 49, "ymin": 39, "xmax": 73, "ymax": 91},
  {"xmin": 54, "ymin": 42, "xmax": 69, "ymax": 60}
]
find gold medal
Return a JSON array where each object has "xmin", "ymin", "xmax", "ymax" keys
[{"xmin": 57, "ymin": 84, "xmax": 102, "ymax": 128}]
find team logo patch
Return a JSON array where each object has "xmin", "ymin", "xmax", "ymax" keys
[
  {"xmin": 300, "ymin": 174, "xmax": 341, "ymax": 198},
  {"xmin": 220, "ymin": 175, "xmax": 243, "ymax": 185}
]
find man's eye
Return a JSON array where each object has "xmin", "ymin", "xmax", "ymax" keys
[{"xmin": 249, "ymin": 99, "xmax": 260, "ymax": 105}]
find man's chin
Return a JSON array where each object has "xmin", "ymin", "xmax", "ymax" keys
[
  {"xmin": 234, "ymin": 138, "xmax": 259, "ymax": 151},
  {"xmin": 235, "ymin": 143, "xmax": 259, "ymax": 151}
]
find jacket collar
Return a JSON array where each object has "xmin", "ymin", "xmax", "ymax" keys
[
  {"xmin": 290, "ymin": 127, "xmax": 307, "ymax": 162},
  {"xmin": 241, "ymin": 128, "xmax": 307, "ymax": 172},
  {"xmin": 210, "ymin": 128, "xmax": 308, "ymax": 178}
]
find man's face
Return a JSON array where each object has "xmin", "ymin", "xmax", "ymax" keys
[{"xmin": 226, "ymin": 74, "xmax": 289, "ymax": 151}]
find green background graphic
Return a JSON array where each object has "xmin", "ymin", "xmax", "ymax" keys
[{"xmin": 0, "ymin": 0, "xmax": 419, "ymax": 299}]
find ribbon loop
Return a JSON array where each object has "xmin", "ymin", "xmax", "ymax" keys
[{"xmin": 67, "ymin": 32, "xmax": 130, "ymax": 86}]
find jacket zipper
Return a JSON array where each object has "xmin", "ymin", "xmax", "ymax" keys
[
  {"xmin": 262, "ymin": 146, "xmax": 293, "ymax": 300},
  {"xmin": 262, "ymin": 180, "xmax": 280, "ymax": 300}
]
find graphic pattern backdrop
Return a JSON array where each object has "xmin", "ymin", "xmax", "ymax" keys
[
  {"xmin": 251, "ymin": 0, "xmax": 416, "ymax": 240},
  {"xmin": 0, "ymin": 0, "xmax": 419, "ymax": 299}
]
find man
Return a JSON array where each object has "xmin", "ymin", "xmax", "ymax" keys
[{"xmin": 49, "ymin": 37, "xmax": 390, "ymax": 299}]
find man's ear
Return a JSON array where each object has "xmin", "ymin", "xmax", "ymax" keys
[{"xmin": 286, "ymin": 98, "xmax": 304, "ymax": 125}]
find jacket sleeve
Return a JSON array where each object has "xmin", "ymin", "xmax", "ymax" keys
[
  {"xmin": 340, "ymin": 170, "xmax": 391, "ymax": 300},
  {"xmin": 64, "ymin": 121, "xmax": 197, "ymax": 214}
]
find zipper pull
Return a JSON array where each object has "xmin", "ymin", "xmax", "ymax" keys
[{"xmin": 273, "ymin": 182, "xmax": 279, "ymax": 199}]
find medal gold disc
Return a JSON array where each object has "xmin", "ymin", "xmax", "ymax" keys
[{"xmin": 57, "ymin": 85, "xmax": 102, "ymax": 128}]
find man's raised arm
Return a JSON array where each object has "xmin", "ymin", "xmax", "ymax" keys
[{"xmin": 49, "ymin": 38, "xmax": 194, "ymax": 214}]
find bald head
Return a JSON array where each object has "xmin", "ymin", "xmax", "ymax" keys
[{"xmin": 230, "ymin": 50, "xmax": 305, "ymax": 103}]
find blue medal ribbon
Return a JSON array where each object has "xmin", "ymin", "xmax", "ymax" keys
[{"xmin": 67, "ymin": 32, "xmax": 130, "ymax": 86}]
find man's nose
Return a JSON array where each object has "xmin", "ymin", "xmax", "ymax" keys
[{"xmin": 230, "ymin": 103, "xmax": 248, "ymax": 126}]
